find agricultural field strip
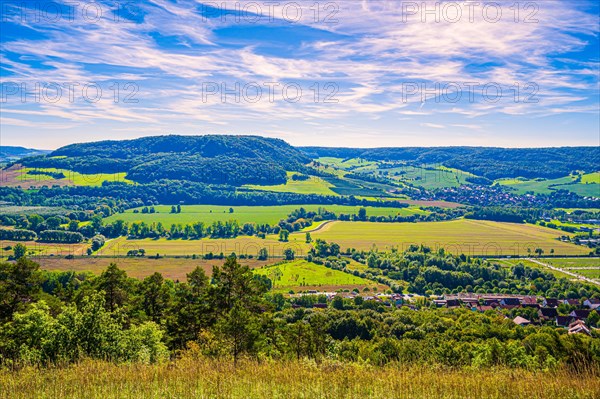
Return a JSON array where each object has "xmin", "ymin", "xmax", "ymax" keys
[
  {"xmin": 311, "ymin": 219, "xmax": 587, "ymax": 256},
  {"xmin": 527, "ymin": 258, "xmax": 600, "ymax": 286},
  {"xmin": 104, "ymin": 204, "xmax": 426, "ymax": 225}
]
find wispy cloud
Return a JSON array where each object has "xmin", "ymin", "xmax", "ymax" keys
[{"xmin": 1, "ymin": 0, "xmax": 598, "ymax": 148}]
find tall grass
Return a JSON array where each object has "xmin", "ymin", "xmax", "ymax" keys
[{"xmin": 2, "ymin": 358, "xmax": 599, "ymax": 399}]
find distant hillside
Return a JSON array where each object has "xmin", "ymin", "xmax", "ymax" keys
[
  {"xmin": 0, "ymin": 146, "xmax": 50, "ymax": 163},
  {"xmin": 302, "ymin": 146, "xmax": 600, "ymax": 179},
  {"xmin": 22, "ymin": 135, "xmax": 310, "ymax": 185}
]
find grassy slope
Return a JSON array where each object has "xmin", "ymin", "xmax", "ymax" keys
[
  {"xmin": 3, "ymin": 359, "xmax": 598, "ymax": 399},
  {"xmin": 104, "ymin": 204, "xmax": 427, "ymax": 225},
  {"xmin": 317, "ymin": 158, "xmax": 475, "ymax": 190},
  {"xmin": 311, "ymin": 219, "xmax": 589, "ymax": 256},
  {"xmin": 492, "ymin": 258, "xmax": 574, "ymax": 279},
  {"xmin": 497, "ymin": 172, "xmax": 599, "ymax": 196},
  {"xmin": 254, "ymin": 259, "xmax": 382, "ymax": 292},
  {"xmin": 245, "ymin": 171, "xmax": 339, "ymax": 196},
  {"xmin": 542, "ymin": 258, "xmax": 600, "ymax": 280},
  {"xmin": 36, "ymin": 257, "xmax": 271, "ymax": 281},
  {"xmin": 7, "ymin": 166, "xmax": 132, "ymax": 187}
]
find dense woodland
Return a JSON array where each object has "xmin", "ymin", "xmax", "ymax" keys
[
  {"xmin": 0, "ymin": 181, "xmax": 412, "ymax": 211},
  {"xmin": 303, "ymin": 146, "xmax": 600, "ymax": 179},
  {"xmin": 20, "ymin": 135, "xmax": 310, "ymax": 185},
  {"xmin": 1, "ymin": 247, "xmax": 599, "ymax": 369}
]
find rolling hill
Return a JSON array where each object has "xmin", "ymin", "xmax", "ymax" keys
[
  {"xmin": 20, "ymin": 135, "xmax": 310, "ymax": 186},
  {"xmin": 302, "ymin": 146, "xmax": 600, "ymax": 179},
  {"xmin": 0, "ymin": 146, "xmax": 50, "ymax": 163}
]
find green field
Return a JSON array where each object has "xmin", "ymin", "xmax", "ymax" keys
[
  {"xmin": 104, "ymin": 204, "xmax": 427, "ymax": 225},
  {"xmin": 254, "ymin": 259, "xmax": 383, "ymax": 292},
  {"xmin": 15, "ymin": 167, "xmax": 132, "ymax": 187},
  {"xmin": 0, "ymin": 205, "xmax": 71, "ymax": 216},
  {"xmin": 492, "ymin": 258, "xmax": 574, "ymax": 279},
  {"xmin": 245, "ymin": 172, "xmax": 338, "ymax": 196},
  {"xmin": 0, "ymin": 240, "xmax": 89, "ymax": 258},
  {"xmin": 317, "ymin": 158, "xmax": 475, "ymax": 190},
  {"xmin": 316, "ymin": 157, "xmax": 375, "ymax": 170},
  {"xmin": 356, "ymin": 164, "xmax": 475, "ymax": 190},
  {"xmin": 542, "ymin": 258, "xmax": 600, "ymax": 280},
  {"xmin": 311, "ymin": 219, "xmax": 588, "ymax": 256},
  {"xmin": 496, "ymin": 173, "xmax": 599, "ymax": 196}
]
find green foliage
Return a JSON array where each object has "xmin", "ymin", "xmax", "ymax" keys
[{"xmin": 13, "ymin": 243, "xmax": 27, "ymax": 259}]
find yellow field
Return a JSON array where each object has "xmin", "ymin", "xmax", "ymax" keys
[
  {"xmin": 0, "ymin": 240, "xmax": 88, "ymax": 257},
  {"xmin": 2, "ymin": 359, "xmax": 598, "ymax": 399},
  {"xmin": 35, "ymin": 256, "xmax": 271, "ymax": 280},
  {"xmin": 98, "ymin": 236, "xmax": 312, "ymax": 258},
  {"xmin": 311, "ymin": 219, "xmax": 589, "ymax": 256}
]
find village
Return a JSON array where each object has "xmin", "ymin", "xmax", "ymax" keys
[{"xmin": 293, "ymin": 291, "xmax": 600, "ymax": 336}]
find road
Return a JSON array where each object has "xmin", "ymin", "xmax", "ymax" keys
[
  {"xmin": 292, "ymin": 220, "xmax": 336, "ymax": 234},
  {"xmin": 527, "ymin": 258, "xmax": 600, "ymax": 287}
]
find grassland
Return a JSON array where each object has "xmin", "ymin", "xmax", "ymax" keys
[
  {"xmin": 541, "ymin": 258, "xmax": 600, "ymax": 280},
  {"xmin": 496, "ymin": 176, "xmax": 574, "ymax": 195},
  {"xmin": 104, "ymin": 204, "xmax": 427, "ymax": 225},
  {"xmin": 492, "ymin": 258, "xmax": 574, "ymax": 279},
  {"xmin": 254, "ymin": 259, "xmax": 384, "ymax": 292},
  {"xmin": 316, "ymin": 158, "xmax": 476, "ymax": 190},
  {"xmin": 316, "ymin": 157, "xmax": 376, "ymax": 170},
  {"xmin": 0, "ymin": 205, "xmax": 71, "ymax": 216},
  {"xmin": 496, "ymin": 173, "xmax": 599, "ymax": 196},
  {"xmin": 0, "ymin": 240, "xmax": 88, "ymax": 258},
  {"xmin": 0, "ymin": 164, "xmax": 132, "ymax": 188},
  {"xmin": 2, "ymin": 359, "xmax": 598, "ymax": 399},
  {"xmin": 35, "ymin": 256, "xmax": 271, "ymax": 280},
  {"xmin": 311, "ymin": 219, "xmax": 589, "ymax": 256},
  {"xmin": 245, "ymin": 172, "xmax": 339, "ymax": 195},
  {"xmin": 360, "ymin": 164, "xmax": 475, "ymax": 190},
  {"xmin": 97, "ymin": 235, "xmax": 312, "ymax": 258},
  {"xmin": 92, "ymin": 219, "xmax": 589, "ymax": 258}
]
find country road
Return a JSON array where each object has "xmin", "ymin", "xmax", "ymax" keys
[
  {"xmin": 293, "ymin": 220, "xmax": 336, "ymax": 234},
  {"xmin": 527, "ymin": 258, "xmax": 600, "ymax": 287}
]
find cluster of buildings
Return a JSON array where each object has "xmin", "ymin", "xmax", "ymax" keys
[{"xmin": 433, "ymin": 294, "xmax": 599, "ymax": 335}]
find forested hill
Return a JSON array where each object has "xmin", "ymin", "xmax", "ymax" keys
[
  {"xmin": 301, "ymin": 146, "xmax": 600, "ymax": 179},
  {"xmin": 21, "ymin": 135, "xmax": 310, "ymax": 185},
  {"xmin": 0, "ymin": 146, "xmax": 49, "ymax": 163}
]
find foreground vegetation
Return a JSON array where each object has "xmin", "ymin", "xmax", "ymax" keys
[{"xmin": 2, "ymin": 358, "xmax": 599, "ymax": 399}]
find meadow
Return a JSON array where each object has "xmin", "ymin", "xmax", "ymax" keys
[
  {"xmin": 104, "ymin": 204, "xmax": 427, "ymax": 225},
  {"xmin": 496, "ymin": 172, "xmax": 599, "ymax": 196},
  {"xmin": 91, "ymin": 219, "xmax": 590, "ymax": 258},
  {"xmin": 316, "ymin": 158, "xmax": 476, "ymax": 190},
  {"xmin": 33, "ymin": 256, "xmax": 271, "ymax": 281},
  {"xmin": 492, "ymin": 258, "xmax": 575, "ymax": 280},
  {"xmin": 1, "ymin": 165, "xmax": 132, "ymax": 187},
  {"xmin": 245, "ymin": 172, "xmax": 339, "ymax": 195},
  {"xmin": 2, "ymin": 359, "xmax": 598, "ymax": 399},
  {"xmin": 0, "ymin": 240, "xmax": 88, "ymax": 257},
  {"xmin": 254, "ymin": 259, "xmax": 385, "ymax": 292},
  {"xmin": 542, "ymin": 258, "xmax": 600, "ymax": 280},
  {"xmin": 311, "ymin": 219, "xmax": 589, "ymax": 256},
  {"xmin": 97, "ymin": 235, "xmax": 311, "ymax": 258},
  {"xmin": 355, "ymin": 163, "xmax": 475, "ymax": 190}
]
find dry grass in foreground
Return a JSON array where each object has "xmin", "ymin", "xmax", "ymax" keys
[{"xmin": 1, "ymin": 358, "xmax": 599, "ymax": 399}]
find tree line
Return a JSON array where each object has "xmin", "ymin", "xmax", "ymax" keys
[{"xmin": 1, "ymin": 254, "xmax": 598, "ymax": 370}]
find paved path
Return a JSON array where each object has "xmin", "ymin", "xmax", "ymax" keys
[{"xmin": 527, "ymin": 258, "xmax": 600, "ymax": 287}]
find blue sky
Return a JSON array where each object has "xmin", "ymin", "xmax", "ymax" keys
[{"xmin": 0, "ymin": 0, "xmax": 599, "ymax": 149}]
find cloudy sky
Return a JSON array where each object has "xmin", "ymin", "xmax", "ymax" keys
[{"xmin": 1, "ymin": 0, "xmax": 599, "ymax": 149}]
